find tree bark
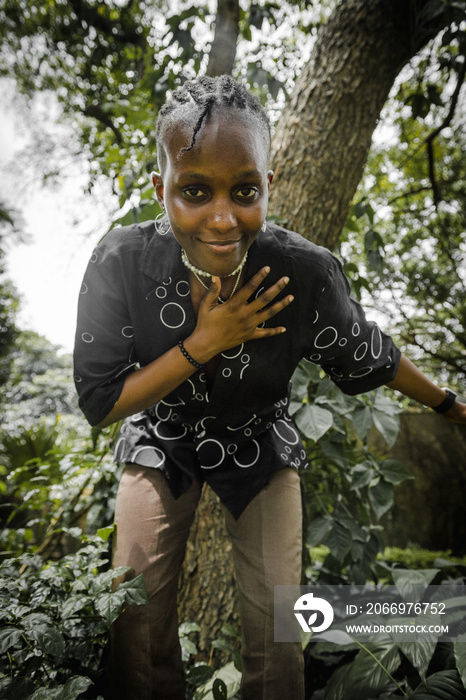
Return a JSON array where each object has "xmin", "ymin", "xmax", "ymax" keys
[
  {"xmin": 268, "ymin": 0, "xmax": 452, "ymax": 251},
  {"xmin": 178, "ymin": 483, "xmax": 240, "ymax": 666},
  {"xmin": 205, "ymin": 0, "xmax": 240, "ymax": 77}
]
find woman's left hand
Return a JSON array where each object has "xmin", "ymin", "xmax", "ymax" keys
[{"xmin": 445, "ymin": 400, "xmax": 466, "ymax": 424}]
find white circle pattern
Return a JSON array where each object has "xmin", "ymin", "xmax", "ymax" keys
[
  {"xmin": 314, "ymin": 326, "xmax": 338, "ymax": 349},
  {"xmin": 197, "ymin": 439, "xmax": 225, "ymax": 469},
  {"xmin": 233, "ymin": 440, "xmax": 260, "ymax": 468},
  {"xmin": 160, "ymin": 303, "xmax": 186, "ymax": 329}
]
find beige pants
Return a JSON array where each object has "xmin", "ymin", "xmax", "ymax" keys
[{"xmin": 110, "ymin": 465, "xmax": 304, "ymax": 700}]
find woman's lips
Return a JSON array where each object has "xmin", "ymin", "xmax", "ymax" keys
[{"xmin": 201, "ymin": 240, "xmax": 241, "ymax": 253}]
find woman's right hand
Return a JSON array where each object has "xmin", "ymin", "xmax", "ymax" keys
[{"xmin": 185, "ymin": 266, "xmax": 294, "ymax": 364}]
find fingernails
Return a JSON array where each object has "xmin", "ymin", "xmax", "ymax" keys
[
  {"xmin": 263, "ymin": 266, "xmax": 271, "ymax": 274},
  {"xmin": 283, "ymin": 276, "xmax": 290, "ymax": 284},
  {"xmin": 288, "ymin": 295, "xmax": 294, "ymax": 303}
]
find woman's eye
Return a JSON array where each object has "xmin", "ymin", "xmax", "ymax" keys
[
  {"xmin": 184, "ymin": 187, "xmax": 205, "ymax": 199},
  {"xmin": 236, "ymin": 187, "xmax": 259, "ymax": 200}
]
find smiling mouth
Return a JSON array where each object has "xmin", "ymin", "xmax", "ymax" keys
[{"xmin": 201, "ymin": 240, "xmax": 241, "ymax": 253}]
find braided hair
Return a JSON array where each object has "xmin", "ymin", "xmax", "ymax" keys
[{"xmin": 156, "ymin": 75, "xmax": 271, "ymax": 171}]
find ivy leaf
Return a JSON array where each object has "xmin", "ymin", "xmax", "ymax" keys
[
  {"xmin": 368, "ymin": 479, "xmax": 394, "ymax": 520},
  {"xmin": 409, "ymin": 669, "xmax": 466, "ymax": 698},
  {"xmin": 294, "ymin": 404, "xmax": 333, "ymax": 442}
]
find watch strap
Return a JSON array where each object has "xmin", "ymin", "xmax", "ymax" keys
[{"xmin": 433, "ymin": 388, "xmax": 457, "ymax": 414}]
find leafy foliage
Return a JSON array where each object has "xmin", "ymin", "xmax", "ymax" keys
[
  {"xmin": 0, "ymin": 534, "xmax": 147, "ymax": 699},
  {"xmin": 1, "ymin": 331, "xmax": 81, "ymax": 431},
  {"xmin": 0, "ymin": 204, "xmax": 21, "ymax": 390},
  {"xmin": 291, "ymin": 360, "xmax": 466, "ymax": 699},
  {"xmin": 340, "ymin": 17, "xmax": 466, "ymax": 390}
]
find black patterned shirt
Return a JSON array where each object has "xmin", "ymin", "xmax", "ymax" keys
[{"xmin": 73, "ymin": 221, "xmax": 400, "ymax": 517}]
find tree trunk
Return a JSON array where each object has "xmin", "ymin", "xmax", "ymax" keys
[
  {"xmin": 268, "ymin": 0, "xmax": 452, "ymax": 251},
  {"xmin": 205, "ymin": 0, "xmax": 240, "ymax": 77},
  {"xmin": 178, "ymin": 483, "xmax": 240, "ymax": 666},
  {"xmin": 178, "ymin": 0, "xmax": 454, "ymax": 659}
]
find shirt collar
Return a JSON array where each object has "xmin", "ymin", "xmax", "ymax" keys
[{"xmin": 140, "ymin": 225, "xmax": 184, "ymax": 284}]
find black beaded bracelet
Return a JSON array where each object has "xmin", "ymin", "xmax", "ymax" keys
[{"xmin": 178, "ymin": 340, "xmax": 204, "ymax": 370}]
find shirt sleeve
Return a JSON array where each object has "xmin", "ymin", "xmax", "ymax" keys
[
  {"xmin": 73, "ymin": 243, "xmax": 138, "ymax": 426},
  {"xmin": 304, "ymin": 254, "xmax": 401, "ymax": 395}
]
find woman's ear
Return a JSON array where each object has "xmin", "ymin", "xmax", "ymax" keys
[
  {"xmin": 267, "ymin": 170, "xmax": 274, "ymax": 189},
  {"xmin": 151, "ymin": 171, "xmax": 164, "ymax": 207}
]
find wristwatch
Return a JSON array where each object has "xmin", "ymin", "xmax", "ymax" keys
[{"xmin": 432, "ymin": 388, "xmax": 457, "ymax": 413}]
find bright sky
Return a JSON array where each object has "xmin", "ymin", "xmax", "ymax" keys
[{"xmin": 1, "ymin": 96, "xmax": 115, "ymax": 354}]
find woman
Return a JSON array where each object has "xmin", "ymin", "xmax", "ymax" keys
[{"xmin": 74, "ymin": 75, "xmax": 466, "ymax": 700}]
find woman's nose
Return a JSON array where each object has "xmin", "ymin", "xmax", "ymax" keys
[{"xmin": 206, "ymin": 200, "xmax": 237, "ymax": 231}]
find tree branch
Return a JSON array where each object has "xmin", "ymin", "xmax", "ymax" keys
[{"xmin": 82, "ymin": 105, "xmax": 123, "ymax": 144}]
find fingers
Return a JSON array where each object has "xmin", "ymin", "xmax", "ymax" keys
[{"xmin": 204, "ymin": 275, "xmax": 222, "ymax": 310}]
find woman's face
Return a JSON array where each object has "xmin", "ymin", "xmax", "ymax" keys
[{"xmin": 153, "ymin": 110, "xmax": 273, "ymax": 278}]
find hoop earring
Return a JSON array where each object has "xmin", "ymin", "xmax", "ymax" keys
[
  {"xmin": 155, "ymin": 211, "xmax": 171, "ymax": 236},
  {"xmin": 261, "ymin": 221, "xmax": 267, "ymax": 232}
]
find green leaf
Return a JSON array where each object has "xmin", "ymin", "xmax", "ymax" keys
[
  {"xmin": 410, "ymin": 670, "xmax": 466, "ymax": 698},
  {"xmin": 378, "ymin": 459, "xmax": 413, "ymax": 484},
  {"xmin": 326, "ymin": 521, "xmax": 353, "ymax": 562},
  {"xmin": 58, "ymin": 676, "xmax": 93, "ymax": 700},
  {"xmin": 61, "ymin": 595, "xmax": 90, "ymax": 618},
  {"xmin": 351, "ymin": 406, "xmax": 373, "ymax": 439},
  {"xmin": 392, "ymin": 569, "xmax": 439, "ymax": 602},
  {"xmin": 350, "ymin": 463, "xmax": 376, "ymax": 491},
  {"xmin": 326, "ymin": 643, "xmax": 401, "ymax": 700},
  {"xmin": 0, "ymin": 626, "xmax": 23, "ymax": 654},
  {"xmin": 116, "ymin": 573, "xmax": 148, "ymax": 605},
  {"xmin": 294, "ymin": 404, "xmax": 333, "ymax": 442},
  {"xmin": 397, "ymin": 639, "xmax": 437, "ymax": 680},
  {"xmin": 212, "ymin": 638, "xmax": 231, "ymax": 652},
  {"xmin": 372, "ymin": 393, "xmax": 401, "ymax": 447},
  {"xmin": 97, "ymin": 524, "xmax": 115, "ymax": 541},
  {"xmin": 186, "ymin": 663, "xmax": 214, "ymax": 686},
  {"xmin": 454, "ymin": 642, "xmax": 466, "ymax": 690},
  {"xmin": 368, "ymin": 479, "xmax": 394, "ymax": 520},
  {"xmin": 306, "ymin": 515, "xmax": 333, "ymax": 547},
  {"xmin": 29, "ymin": 624, "xmax": 65, "ymax": 658},
  {"xmin": 179, "ymin": 621, "xmax": 201, "ymax": 635}
]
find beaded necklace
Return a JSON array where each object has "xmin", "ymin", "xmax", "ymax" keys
[{"xmin": 181, "ymin": 249, "xmax": 248, "ymax": 303}]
